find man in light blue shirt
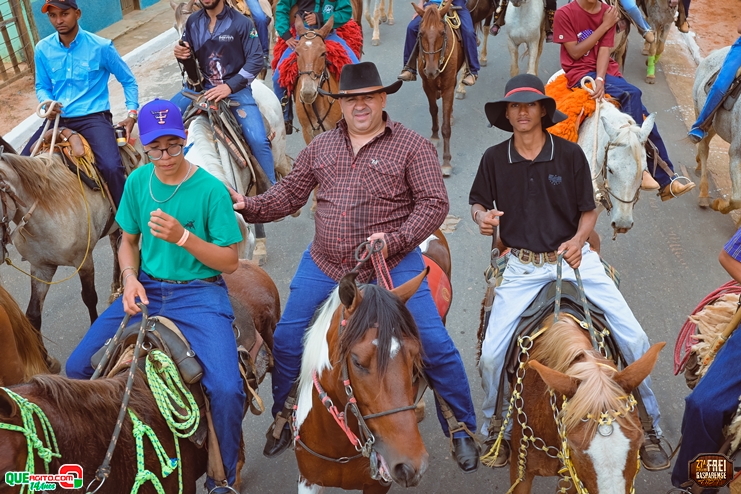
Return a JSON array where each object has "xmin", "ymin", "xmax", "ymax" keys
[{"xmin": 21, "ymin": 0, "xmax": 139, "ymax": 207}]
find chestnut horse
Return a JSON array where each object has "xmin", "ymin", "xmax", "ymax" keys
[
  {"xmin": 294, "ymin": 269, "xmax": 429, "ymax": 493},
  {"xmin": 414, "ymin": 1, "xmax": 465, "ymax": 177},
  {"xmin": 495, "ymin": 316, "xmax": 664, "ymax": 493},
  {"xmin": 0, "ymin": 260, "xmax": 280, "ymax": 493}
]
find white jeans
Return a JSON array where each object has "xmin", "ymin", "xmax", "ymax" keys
[{"xmin": 478, "ymin": 243, "xmax": 662, "ymax": 436}]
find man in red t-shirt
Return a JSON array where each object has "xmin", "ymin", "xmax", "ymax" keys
[{"xmin": 553, "ymin": 0, "xmax": 695, "ymax": 202}]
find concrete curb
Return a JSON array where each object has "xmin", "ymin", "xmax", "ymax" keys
[
  {"xmin": 5, "ymin": 27, "xmax": 178, "ymax": 152},
  {"xmin": 678, "ymin": 30, "xmax": 704, "ymax": 67}
]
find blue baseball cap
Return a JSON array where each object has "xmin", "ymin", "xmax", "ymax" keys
[{"xmin": 138, "ymin": 99, "xmax": 187, "ymax": 146}]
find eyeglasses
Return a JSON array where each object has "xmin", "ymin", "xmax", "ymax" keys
[{"xmin": 146, "ymin": 144, "xmax": 184, "ymax": 160}]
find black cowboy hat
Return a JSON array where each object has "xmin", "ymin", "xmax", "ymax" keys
[
  {"xmin": 484, "ymin": 74, "xmax": 567, "ymax": 132},
  {"xmin": 317, "ymin": 62, "xmax": 402, "ymax": 98}
]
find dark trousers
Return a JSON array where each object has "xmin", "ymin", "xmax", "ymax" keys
[
  {"xmin": 584, "ymin": 72, "xmax": 676, "ymax": 187},
  {"xmin": 21, "ymin": 111, "xmax": 126, "ymax": 208},
  {"xmin": 671, "ymin": 327, "xmax": 741, "ymax": 490}
]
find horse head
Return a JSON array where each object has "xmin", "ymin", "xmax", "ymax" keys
[
  {"xmin": 413, "ymin": 1, "xmax": 451, "ymax": 79},
  {"xmin": 0, "ymin": 388, "xmax": 29, "ymax": 477},
  {"xmin": 528, "ymin": 318, "xmax": 665, "ymax": 494},
  {"xmin": 332, "ymin": 269, "xmax": 430, "ymax": 487},
  {"xmin": 598, "ymin": 109, "xmax": 655, "ymax": 236},
  {"xmin": 295, "ymin": 16, "xmax": 334, "ymax": 105},
  {"xmin": 171, "ymin": 0, "xmax": 199, "ymax": 37}
]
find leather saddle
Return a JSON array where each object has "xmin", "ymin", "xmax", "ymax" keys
[
  {"xmin": 704, "ymin": 65, "xmax": 741, "ymax": 113},
  {"xmin": 90, "ymin": 304, "xmax": 272, "ymax": 447}
]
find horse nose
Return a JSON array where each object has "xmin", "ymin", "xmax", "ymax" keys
[
  {"xmin": 610, "ymin": 220, "xmax": 633, "ymax": 233},
  {"xmin": 392, "ymin": 462, "xmax": 422, "ymax": 487},
  {"xmin": 424, "ymin": 68, "xmax": 440, "ymax": 79}
]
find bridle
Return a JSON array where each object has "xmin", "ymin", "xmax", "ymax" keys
[
  {"xmin": 591, "ymin": 126, "xmax": 642, "ymax": 214},
  {"xmin": 294, "ymin": 241, "xmax": 419, "ymax": 483},
  {"xmin": 416, "ymin": 8, "xmax": 456, "ymax": 73},
  {"xmin": 295, "ymin": 30, "xmax": 336, "ymax": 134}
]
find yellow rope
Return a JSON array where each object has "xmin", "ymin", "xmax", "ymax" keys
[{"xmin": 439, "ymin": 15, "xmax": 458, "ymax": 74}]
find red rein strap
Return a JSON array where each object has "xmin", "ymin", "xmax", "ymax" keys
[
  {"xmin": 312, "ymin": 370, "xmax": 362, "ymax": 448},
  {"xmin": 371, "ymin": 250, "xmax": 394, "ymax": 290}
]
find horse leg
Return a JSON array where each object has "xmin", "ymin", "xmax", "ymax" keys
[
  {"xmin": 645, "ymin": 35, "xmax": 658, "ymax": 84},
  {"xmin": 372, "ymin": 1, "xmax": 381, "ymax": 45},
  {"xmin": 79, "ymin": 257, "xmax": 100, "ymax": 326},
  {"xmin": 455, "ymin": 68, "xmax": 466, "ymax": 100},
  {"xmin": 109, "ymin": 231, "xmax": 121, "ymax": 304},
  {"xmin": 380, "ymin": 0, "xmax": 387, "ymax": 23},
  {"xmin": 424, "ymin": 81, "xmax": 440, "ymax": 146},
  {"xmin": 508, "ymin": 37, "xmax": 519, "ymax": 77},
  {"xmin": 713, "ymin": 139, "xmax": 741, "ymax": 214},
  {"xmin": 253, "ymin": 223, "xmax": 267, "ymax": 266},
  {"xmin": 387, "ymin": 0, "xmax": 394, "ymax": 25},
  {"xmin": 697, "ymin": 131, "xmax": 713, "ymax": 208},
  {"xmin": 298, "ymin": 477, "xmax": 325, "ymax": 493},
  {"xmin": 480, "ymin": 18, "xmax": 490, "ymax": 66},
  {"xmin": 26, "ymin": 265, "xmax": 58, "ymax": 330},
  {"xmin": 440, "ymin": 87, "xmax": 455, "ymax": 177}
]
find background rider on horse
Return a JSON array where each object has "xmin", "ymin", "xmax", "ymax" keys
[
  {"xmin": 172, "ymin": 0, "xmax": 277, "ymax": 185},
  {"xmin": 469, "ymin": 73, "xmax": 671, "ymax": 472},
  {"xmin": 22, "ymin": 0, "xmax": 139, "ymax": 208},
  {"xmin": 232, "ymin": 62, "xmax": 481, "ymax": 473}
]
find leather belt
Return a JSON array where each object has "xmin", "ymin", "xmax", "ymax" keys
[
  {"xmin": 510, "ymin": 248, "xmax": 559, "ymax": 266},
  {"xmin": 147, "ymin": 273, "xmax": 220, "ymax": 285}
]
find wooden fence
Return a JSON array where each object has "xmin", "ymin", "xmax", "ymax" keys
[{"xmin": 0, "ymin": 0, "xmax": 38, "ymax": 88}]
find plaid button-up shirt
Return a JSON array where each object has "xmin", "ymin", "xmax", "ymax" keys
[{"xmin": 238, "ymin": 114, "xmax": 449, "ymax": 282}]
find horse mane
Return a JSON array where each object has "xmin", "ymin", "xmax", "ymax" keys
[
  {"xmin": 420, "ymin": 4, "xmax": 443, "ymax": 29},
  {"xmin": 338, "ymin": 284, "xmax": 422, "ymax": 375},
  {"xmin": 0, "ymin": 153, "xmax": 83, "ymax": 213},
  {"xmin": 0, "ymin": 284, "xmax": 49, "ymax": 380},
  {"xmin": 295, "ymin": 287, "xmax": 341, "ymax": 429},
  {"xmin": 531, "ymin": 317, "xmax": 639, "ymax": 438}
]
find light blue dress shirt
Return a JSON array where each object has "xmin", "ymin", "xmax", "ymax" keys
[{"xmin": 34, "ymin": 29, "xmax": 139, "ymax": 118}]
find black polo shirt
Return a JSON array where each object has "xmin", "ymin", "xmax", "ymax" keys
[{"xmin": 468, "ymin": 133, "xmax": 595, "ymax": 253}]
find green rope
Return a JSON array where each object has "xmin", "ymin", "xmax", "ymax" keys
[
  {"xmin": 0, "ymin": 388, "xmax": 61, "ymax": 494},
  {"xmin": 128, "ymin": 409, "xmax": 181, "ymax": 494},
  {"xmin": 145, "ymin": 350, "xmax": 200, "ymax": 438}
]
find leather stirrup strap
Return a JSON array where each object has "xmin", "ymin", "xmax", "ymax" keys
[
  {"xmin": 205, "ymin": 398, "xmax": 229, "ymax": 487},
  {"xmin": 631, "ymin": 385, "xmax": 654, "ymax": 435},
  {"xmin": 271, "ymin": 381, "xmax": 300, "ymax": 440}
]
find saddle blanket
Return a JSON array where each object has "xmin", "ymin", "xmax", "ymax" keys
[{"xmin": 545, "ymin": 74, "xmax": 615, "ymax": 142}]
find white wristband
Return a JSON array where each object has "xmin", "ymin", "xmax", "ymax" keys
[
  {"xmin": 176, "ymin": 229, "xmax": 190, "ymax": 247},
  {"xmin": 595, "ymin": 76, "xmax": 604, "ymax": 82}
]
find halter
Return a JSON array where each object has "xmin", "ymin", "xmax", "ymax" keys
[
  {"xmin": 295, "ymin": 30, "xmax": 337, "ymax": 135},
  {"xmin": 416, "ymin": 7, "xmax": 457, "ymax": 73}
]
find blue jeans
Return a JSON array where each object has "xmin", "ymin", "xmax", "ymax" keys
[
  {"xmin": 583, "ymin": 72, "xmax": 676, "ymax": 187},
  {"xmin": 246, "ymin": 0, "xmax": 270, "ymax": 58},
  {"xmin": 172, "ymin": 86, "xmax": 276, "ymax": 184},
  {"xmin": 271, "ymin": 247, "xmax": 477, "ymax": 436},
  {"xmin": 66, "ymin": 272, "xmax": 246, "ymax": 487},
  {"xmin": 272, "ymin": 32, "xmax": 359, "ymax": 122},
  {"xmin": 671, "ymin": 326, "xmax": 741, "ymax": 490},
  {"xmin": 22, "ymin": 111, "xmax": 126, "ymax": 207},
  {"xmin": 620, "ymin": 0, "xmax": 651, "ymax": 33},
  {"xmin": 403, "ymin": 0, "xmax": 480, "ymax": 75}
]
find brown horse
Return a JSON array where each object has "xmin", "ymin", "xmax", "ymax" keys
[
  {"xmin": 414, "ymin": 1, "xmax": 465, "ymax": 177},
  {"xmin": 0, "ymin": 260, "xmax": 280, "ymax": 493},
  {"xmin": 294, "ymin": 270, "xmax": 429, "ymax": 493},
  {"xmin": 0, "ymin": 285, "xmax": 53, "ymax": 386},
  {"xmin": 497, "ymin": 316, "xmax": 664, "ymax": 493}
]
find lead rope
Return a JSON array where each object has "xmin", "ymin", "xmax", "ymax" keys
[{"xmin": 30, "ymin": 101, "xmax": 61, "ymax": 157}]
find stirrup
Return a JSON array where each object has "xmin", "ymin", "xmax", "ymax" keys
[{"xmin": 208, "ymin": 486, "xmax": 239, "ymax": 494}]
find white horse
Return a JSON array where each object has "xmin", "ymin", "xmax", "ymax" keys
[
  {"xmin": 504, "ymin": 0, "xmax": 545, "ymax": 77},
  {"xmin": 364, "ymin": 0, "xmax": 394, "ymax": 46},
  {"xmin": 578, "ymin": 101, "xmax": 656, "ymax": 236},
  {"xmin": 693, "ymin": 46, "xmax": 741, "ymax": 213}
]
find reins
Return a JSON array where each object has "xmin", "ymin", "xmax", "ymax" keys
[{"xmin": 417, "ymin": 7, "xmax": 458, "ymax": 73}]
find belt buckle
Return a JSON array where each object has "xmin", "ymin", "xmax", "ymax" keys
[
  {"xmin": 517, "ymin": 249, "xmax": 529, "ymax": 264},
  {"xmin": 532, "ymin": 252, "xmax": 545, "ymax": 268}
]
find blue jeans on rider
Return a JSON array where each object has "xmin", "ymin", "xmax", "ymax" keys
[
  {"xmin": 583, "ymin": 71, "xmax": 676, "ymax": 188},
  {"xmin": 402, "ymin": 0, "xmax": 480, "ymax": 75},
  {"xmin": 671, "ymin": 326, "xmax": 741, "ymax": 491},
  {"xmin": 270, "ymin": 247, "xmax": 477, "ymax": 437},
  {"xmin": 272, "ymin": 32, "xmax": 359, "ymax": 122},
  {"xmin": 65, "ymin": 272, "xmax": 246, "ymax": 488},
  {"xmin": 689, "ymin": 37, "xmax": 741, "ymax": 142},
  {"xmin": 246, "ymin": 0, "xmax": 270, "ymax": 58},
  {"xmin": 171, "ymin": 86, "xmax": 276, "ymax": 185},
  {"xmin": 619, "ymin": 0, "xmax": 651, "ymax": 34},
  {"xmin": 21, "ymin": 111, "xmax": 126, "ymax": 207}
]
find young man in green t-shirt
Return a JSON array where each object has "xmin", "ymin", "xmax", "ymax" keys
[{"xmin": 66, "ymin": 99, "xmax": 245, "ymax": 494}]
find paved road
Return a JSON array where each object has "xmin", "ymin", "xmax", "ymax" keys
[{"xmin": 4, "ymin": 4, "xmax": 739, "ymax": 492}]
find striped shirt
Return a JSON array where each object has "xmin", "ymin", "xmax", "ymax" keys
[
  {"xmin": 237, "ymin": 115, "xmax": 449, "ymax": 282},
  {"xmin": 724, "ymin": 227, "xmax": 741, "ymax": 261}
]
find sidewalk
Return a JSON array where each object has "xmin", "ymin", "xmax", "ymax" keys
[
  {"xmin": 659, "ymin": 0, "xmax": 739, "ymax": 221},
  {"xmin": 0, "ymin": 0, "xmax": 175, "ymax": 141}
]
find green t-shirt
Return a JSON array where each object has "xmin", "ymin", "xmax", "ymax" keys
[{"xmin": 116, "ymin": 164, "xmax": 242, "ymax": 281}]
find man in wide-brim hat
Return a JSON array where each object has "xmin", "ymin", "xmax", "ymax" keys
[
  {"xmin": 232, "ymin": 61, "xmax": 481, "ymax": 474},
  {"xmin": 470, "ymin": 73, "xmax": 670, "ymax": 469}
]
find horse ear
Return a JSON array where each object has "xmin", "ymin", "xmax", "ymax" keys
[
  {"xmin": 412, "ymin": 2, "xmax": 425, "ymax": 17},
  {"xmin": 529, "ymin": 360, "xmax": 580, "ymax": 399},
  {"xmin": 339, "ymin": 271, "xmax": 362, "ymax": 313},
  {"xmin": 438, "ymin": 0, "xmax": 451, "ymax": 17},
  {"xmin": 186, "ymin": 0, "xmax": 196, "ymax": 11},
  {"xmin": 295, "ymin": 14, "xmax": 307, "ymax": 36},
  {"xmin": 638, "ymin": 113, "xmax": 656, "ymax": 144},
  {"xmin": 170, "ymin": 0, "xmax": 179, "ymax": 10},
  {"xmin": 0, "ymin": 388, "xmax": 19, "ymax": 419},
  {"xmin": 613, "ymin": 342, "xmax": 665, "ymax": 394},
  {"xmin": 318, "ymin": 15, "xmax": 335, "ymax": 38},
  {"xmin": 600, "ymin": 114, "xmax": 622, "ymax": 142},
  {"xmin": 391, "ymin": 267, "xmax": 429, "ymax": 304}
]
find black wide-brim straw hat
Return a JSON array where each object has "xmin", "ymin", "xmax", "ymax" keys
[
  {"xmin": 317, "ymin": 62, "xmax": 403, "ymax": 98},
  {"xmin": 484, "ymin": 74, "xmax": 568, "ymax": 132}
]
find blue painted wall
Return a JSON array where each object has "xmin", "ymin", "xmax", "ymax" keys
[{"xmin": 140, "ymin": 0, "xmax": 158, "ymax": 8}]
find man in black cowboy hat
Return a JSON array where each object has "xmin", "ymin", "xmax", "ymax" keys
[
  {"xmin": 231, "ymin": 61, "xmax": 480, "ymax": 473},
  {"xmin": 469, "ymin": 74, "xmax": 670, "ymax": 470}
]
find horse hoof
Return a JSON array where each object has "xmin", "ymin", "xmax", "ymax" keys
[
  {"xmin": 694, "ymin": 166, "xmax": 702, "ymax": 177},
  {"xmin": 480, "ymin": 59, "xmax": 487, "ymax": 67},
  {"xmin": 253, "ymin": 239, "xmax": 267, "ymax": 266},
  {"xmin": 441, "ymin": 165, "xmax": 453, "ymax": 177},
  {"xmin": 642, "ymin": 48, "xmax": 649, "ymax": 56},
  {"xmin": 381, "ymin": 15, "xmax": 387, "ymax": 22},
  {"xmin": 645, "ymin": 76, "xmax": 655, "ymax": 84},
  {"xmin": 431, "ymin": 137, "xmax": 440, "ymax": 147},
  {"xmin": 415, "ymin": 400, "xmax": 426, "ymax": 423},
  {"xmin": 711, "ymin": 198, "xmax": 728, "ymax": 212},
  {"xmin": 455, "ymin": 91, "xmax": 465, "ymax": 100},
  {"xmin": 388, "ymin": 18, "xmax": 394, "ymax": 25},
  {"xmin": 698, "ymin": 196, "xmax": 711, "ymax": 208},
  {"xmin": 372, "ymin": 39, "xmax": 380, "ymax": 46}
]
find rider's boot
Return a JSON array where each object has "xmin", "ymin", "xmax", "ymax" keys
[
  {"xmin": 659, "ymin": 175, "xmax": 696, "ymax": 201},
  {"xmin": 451, "ymin": 434, "xmax": 479, "ymax": 473},
  {"xmin": 461, "ymin": 68, "xmax": 477, "ymax": 86},
  {"xmin": 398, "ymin": 67, "xmax": 417, "ymax": 81},
  {"xmin": 640, "ymin": 170, "xmax": 660, "ymax": 190},
  {"xmin": 545, "ymin": 8, "xmax": 556, "ymax": 43},
  {"xmin": 639, "ymin": 429, "xmax": 671, "ymax": 471},
  {"xmin": 490, "ymin": 0, "xmax": 507, "ymax": 36},
  {"xmin": 263, "ymin": 382, "xmax": 298, "ymax": 458},
  {"xmin": 281, "ymin": 94, "xmax": 293, "ymax": 135},
  {"xmin": 676, "ymin": 0, "xmax": 689, "ymax": 33},
  {"xmin": 688, "ymin": 65, "xmax": 738, "ymax": 143},
  {"xmin": 480, "ymin": 416, "xmax": 510, "ymax": 468}
]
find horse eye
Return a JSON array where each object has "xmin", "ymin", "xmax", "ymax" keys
[
  {"xmin": 607, "ymin": 167, "xmax": 613, "ymax": 174},
  {"xmin": 320, "ymin": 52, "xmax": 326, "ymax": 57},
  {"xmin": 351, "ymin": 355, "xmax": 366, "ymax": 371}
]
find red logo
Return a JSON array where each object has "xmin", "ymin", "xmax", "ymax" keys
[{"xmin": 57, "ymin": 464, "xmax": 83, "ymax": 489}]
